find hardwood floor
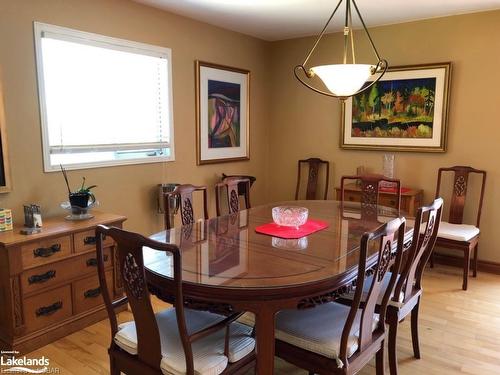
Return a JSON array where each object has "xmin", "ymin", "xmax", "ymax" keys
[{"xmin": 26, "ymin": 265, "xmax": 500, "ymax": 374}]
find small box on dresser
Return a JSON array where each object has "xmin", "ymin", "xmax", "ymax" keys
[{"xmin": 0, "ymin": 211, "xmax": 126, "ymax": 354}]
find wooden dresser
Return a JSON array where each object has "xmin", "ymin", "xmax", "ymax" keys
[
  {"xmin": 0, "ymin": 212, "xmax": 126, "ymax": 353},
  {"xmin": 335, "ymin": 183, "xmax": 424, "ymax": 217}
]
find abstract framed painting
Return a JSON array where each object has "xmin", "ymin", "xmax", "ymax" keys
[
  {"xmin": 196, "ymin": 61, "xmax": 250, "ymax": 164},
  {"xmin": 341, "ymin": 62, "xmax": 451, "ymax": 152}
]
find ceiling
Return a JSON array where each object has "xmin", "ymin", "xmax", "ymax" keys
[{"xmin": 134, "ymin": 0, "xmax": 500, "ymax": 41}]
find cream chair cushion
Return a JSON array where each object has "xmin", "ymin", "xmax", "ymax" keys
[
  {"xmin": 275, "ymin": 302, "xmax": 379, "ymax": 362},
  {"xmin": 342, "ymin": 272, "xmax": 404, "ymax": 308},
  {"xmin": 435, "ymin": 221, "xmax": 480, "ymax": 242},
  {"xmin": 115, "ymin": 308, "xmax": 255, "ymax": 375}
]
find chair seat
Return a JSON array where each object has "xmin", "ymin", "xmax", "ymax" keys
[
  {"xmin": 275, "ymin": 302, "xmax": 379, "ymax": 364},
  {"xmin": 342, "ymin": 272, "xmax": 404, "ymax": 308},
  {"xmin": 423, "ymin": 221, "xmax": 480, "ymax": 242},
  {"xmin": 115, "ymin": 308, "xmax": 255, "ymax": 375}
]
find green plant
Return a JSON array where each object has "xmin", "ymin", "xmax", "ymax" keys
[
  {"xmin": 60, "ymin": 165, "xmax": 97, "ymax": 194},
  {"xmin": 77, "ymin": 177, "xmax": 97, "ymax": 193}
]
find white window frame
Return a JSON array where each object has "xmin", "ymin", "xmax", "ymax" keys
[{"xmin": 33, "ymin": 22, "xmax": 175, "ymax": 172}]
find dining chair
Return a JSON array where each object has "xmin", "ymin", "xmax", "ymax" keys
[
  {"xmin": 221, "ymin": 173, "xmax": 256, "ymax": 197},
  {"xmin": 274, "ymin": 217, "xmax": 406, "ymax": 375},
  {"xmin": 341, "ymin": 174, "xmax": 401, "ymax": 221},
  {"xmin": 295, "ymin": 157, "xmax": 330, "ymax": 200},
  {"xmin": 215, "ymin": 177, "xmax": 251, "ymax": 216},
  {"xmin": 164, "ymin": 184, "xmax": 209, "ymax": 230},
  {"xmin": 95, "ymin": 225, "xmax": 255, "ymax": 375},
  {"xmin": 340, "ymin": 198, "xmax": 443, "ymax": 375},
  {"xmin": 431, "ymin": 166, "xmax": 487, "ymax": 290}
]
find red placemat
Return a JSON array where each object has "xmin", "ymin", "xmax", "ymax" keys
[
  {"xmin": 255, "ymin": 219, "xmax": 329, "ymax": 239},
  {"xmin": 379, "ymin": 186, "xmax": 411, "ymax": 194}
]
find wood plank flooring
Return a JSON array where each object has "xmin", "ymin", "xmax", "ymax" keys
[{"xmin": 26, "ymin": 265, "xmax": 500, "ymax": 374}]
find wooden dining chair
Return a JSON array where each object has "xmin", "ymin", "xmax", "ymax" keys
[
  {"xmin": 164, "ymin": 184, "xmax": 209, "ymax": 230},
  {"xmin": 274, "ymin": 217, "xmax": 406, "ymax": 375},
  {"xmin": 215, "ymin": 177, "xmax": 251, "ymax": 216},
  {"xmin": 340, "ymin": 198, "xmax": 443, "ymax": 375},
  {"xmin": 95, "ymin": 225, "xmax": 255, "ymax": 375},
  {"xmin": 221, "ymin": 173, "xmax": 256, "ymax": 197},
  {"xmin": 295, "ymin": 157, "xmax": 330, "ymax": 200},
  {"xmin": 430, "ymin": 166, "xmax": 487, "ymax": 290},
  {"xmin": 341, "ymin": 174, "xmax": 402, "ymax": 221}
]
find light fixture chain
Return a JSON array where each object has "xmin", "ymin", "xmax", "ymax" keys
[
  {"xmin": 348, "ymin": 1, "xmax": 355, "ymax": 64},
  {"xmin": 301, "ymin": 0, "xmax": 344, "ymax": 67}
]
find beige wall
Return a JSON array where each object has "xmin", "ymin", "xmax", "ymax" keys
[
  {"xmin": 267, "ymin": 11, "xmax": 500, "ymax": 262},
  {"xmin": 0, "ymin": 0, "xmax": 271, "ymax": 235}
]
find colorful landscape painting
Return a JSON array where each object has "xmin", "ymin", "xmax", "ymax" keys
[
  {"xmin": 351, "ymin": 77, "xmax": 436, "ymax": 139},
  {"xmin": 207, "ymin": 79, "xmax": 241, "ymax": 148}
]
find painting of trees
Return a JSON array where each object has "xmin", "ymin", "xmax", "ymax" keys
[{"xmin": 350, "ymin": 77, "xmax": 437, "ymax": 139}]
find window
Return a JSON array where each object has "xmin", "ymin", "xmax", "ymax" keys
[{"xmin": 34, "ymin": 22, "xmax": 174, "ymax": 171}]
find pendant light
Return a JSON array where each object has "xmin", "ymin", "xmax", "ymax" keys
[{"xmin": 294, "ymin": 0, "xmax": 388, "ymax": 100}]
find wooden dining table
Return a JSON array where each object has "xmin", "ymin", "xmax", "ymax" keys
[{"xmin": 143, "ymin": 200, "xmax": 413, "ymax": 375}]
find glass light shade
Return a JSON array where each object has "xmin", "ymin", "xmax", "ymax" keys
[{"xmin": 311, "ymin": 64, "xmax": 375, "ymax": 97}]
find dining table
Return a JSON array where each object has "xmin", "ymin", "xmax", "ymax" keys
[{"xmin": 143, "ymin": 200, "xmax": 413, "ymax": 375}]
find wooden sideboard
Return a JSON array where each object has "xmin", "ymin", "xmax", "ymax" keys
[
  {"xmin": 335, "ymin": 183, "xmax": 423, "ymax": 217},
  {"xmin": 0, "ymin": 212, "xmax": 126, "ymax": 353}
]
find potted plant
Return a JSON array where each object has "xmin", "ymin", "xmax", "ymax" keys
[{"xmin": 61, "ymin": 166, "xmax": 97, "ymax": 215}]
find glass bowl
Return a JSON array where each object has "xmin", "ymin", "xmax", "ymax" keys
[
  {"xmin": 272, "ymin": 206, "xmax": 308, "ymax": 228},
  {"xmin": 272, "ymin": 236, "xmax": 309, "ymax": 250}
]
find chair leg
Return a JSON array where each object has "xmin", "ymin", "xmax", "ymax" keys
[
  {"xmin": 110, "ymin": 356, "xmax": 119, "ymax": 375},
  {"xmin": 463, "ymin": 248, "xmax": 470, "ymax": 290},
  {"xmin": 411, "ymin": 298, "xmax": 421, "ymax": 359},
  {"xmin": 473, "ymin": 244, "xmax": 479, "ymax": 278},
  {"xmin": 376, "ymin": 342, "xmax": 385, "ymax": 375},
  {"xmin": 388, "ymin": 313, "xmax": 399, "ymax": 375}
]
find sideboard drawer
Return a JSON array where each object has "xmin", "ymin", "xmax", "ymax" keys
[
  {"xmin": 21, "ymin": 235, "xmax": 72, "ymax": 269},
  {"xmin": 379, "ymin": 195, "xmax": 399, "ymax": 209},
  {"xmin": 73, "ymin": 271, "xmax": 113, "ymax": 315},
  {"xmin": 343, "ymin": 192, "xmax": 359, "ymax": 202},
  {"xmin": 24, "ymin": 285, "xmax": 72, "ymax": 333},
  {"xmin": 77, "ymin": 247, "xmax": 112, "ymax": 271},
  {"xmin": 74, "ymin": 229, "xmax": 114, "ymax": 253}
]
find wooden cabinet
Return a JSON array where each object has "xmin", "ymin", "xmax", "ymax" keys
[
  {"xmin": 335, "ymin": 183, "xmax": 423, "ymax": 217},
  {"xmin": 0, "ymin": 212, "xmax": 126, "ymax": 353}
]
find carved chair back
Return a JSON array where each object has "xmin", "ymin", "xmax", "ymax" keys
[
  {"xmin": 339, "ymin": 217, "xmax": 405, "ymax": 367},
  {"xmin": 164, "ymin": 184, "xmax": 209, "ymax": 229},
  {"xmin": 95, "ymin": 225, "xmax": 196, "ymax": 372},
  {"xmin": 222, "ymin": 173, "xmax": 256, "ymax": 198},
  {"xmin": 215, "ymin": 177, "xmax": 251, "ymax": 216},
  {"xmin": 435, "ymin": 166, "xmax": 487, "ymax": 227},
  {"xmin": 295, "ymin": 158, "xmax": 330, "ymax": 200},
  {"xmin": 393, "ymin": 198, "xmax": 443, "ymax": 304},
  {"xmin": 341, "ymin": 174, "xmax": 401, "ymax": 221}
]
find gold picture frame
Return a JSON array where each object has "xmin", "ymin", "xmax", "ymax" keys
[
  {"xmin": 0, "ymin": 82, "xmax": 12, "ymax": 193},
  {"xmin": 195, "ymin": 61, "xmax": 250, "ymax": 165},
  {"xmin": 341, "ymin": 62, "xmax": 452, "ymax": 152}
]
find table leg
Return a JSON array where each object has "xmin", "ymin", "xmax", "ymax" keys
[{"xmin": 254, "ymin": 306, "xmax": 276, "ymax": 375}]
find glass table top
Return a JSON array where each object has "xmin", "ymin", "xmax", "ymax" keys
[{"xmin": 144, "ymin": 200, "xmax": 412, "ymax": 289}]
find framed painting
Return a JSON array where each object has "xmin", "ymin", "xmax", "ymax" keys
[
  {"xmin": 0, "ymin": 83, "xmax": 12, "ymax": 193},
  {"xmin": 196, "ymin": 61, "xmax": 250, "ymax": 165},
  {"xmin": 341, "ymin": 62, "xmax": 451, "ymax": 152}
]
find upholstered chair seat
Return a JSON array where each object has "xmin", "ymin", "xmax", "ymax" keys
[
  {"xmin": 434, "ymin": 221, "xmax": 479, "ymax": 242},
  {"xmin": 275, "ymin": 302, "xmax": 379, "ymax": 366},
  {"xmin": 115, "ymin": 308, "xmax": 255, "ymax": 375}
]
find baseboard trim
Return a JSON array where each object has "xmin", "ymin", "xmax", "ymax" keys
[{"xmin": 433, "ymin": 253, "xmax": 500, "ymax": 275}]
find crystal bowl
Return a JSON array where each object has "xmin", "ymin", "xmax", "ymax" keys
[{"xmin": 272, "ymin": 206, "xmax": 308, "ymax": 228}]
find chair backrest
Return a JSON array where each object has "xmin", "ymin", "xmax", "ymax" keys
[
  {"xmin": 341, "ymin": 174, "xmax": 401, "ymax": 221},
  {"xmin": 95, "ymin": 225, "xmax": 195, "ymax": 372},
  {"xmin": 222, "ymin": 173, "xmax": 256, "ymax": 196},
  {"xmin": 215, "ymin": 177, "xmax": 251, "ymax": 216},
  {"xmin": 164, "ymin": 184, "xmax": 209, "ymax": 229},
  {"xmin": 393, "ymin": 198, "xmax": 443, "ymax": 304},
  {"xmin": 339, "ymin": 217, "xmax": 405, "ymax": 366},
  {"xmin": 435, "ymin": 166, "xmax": 487, "ymax": 227},
  {"xmin": 295, "ymin": 157, "xmax": 330, "ymax": 200}
]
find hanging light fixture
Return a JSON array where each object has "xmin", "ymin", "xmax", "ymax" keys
[{"xmin": 295, "ymin": 0, "xmax": 388, "ymax": 100}]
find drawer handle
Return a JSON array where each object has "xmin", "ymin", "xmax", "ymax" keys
[
  {"xmin": 84, "ymin": 236, "xmax": 97, "ymax": 245},
  {"xmin": 86, "ymin": 255, "xmax": 109, "ymax": 267},
  {"xmin": 84, "ymin": 287, "xmax": 101, "ymax": 299},
  {"xmin": 28, "ymin": 270, "xmax": 56, "ymax": 284},
  {"xmin": 33, "ymin": 244, "xmax": 61, "ymax": 258},
  {"xmin": 35, "ymin": 301, "xmax": 63, "ymax": 317}
]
